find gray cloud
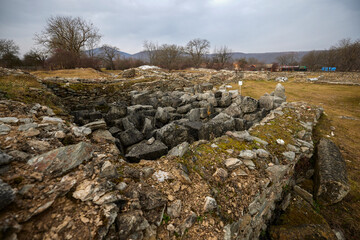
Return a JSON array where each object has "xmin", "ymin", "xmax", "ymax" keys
[{"xmin": 0, "ymin": 0, "xmax": 359, "ymax": 56}]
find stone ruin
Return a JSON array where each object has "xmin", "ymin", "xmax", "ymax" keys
[
  {"xmin": 0, "ymin": 67, "xmax": 350, "ymax": 239},
  {"xmin": 70, "ymin": 83, "xmax": 286, "ymax": 162}
]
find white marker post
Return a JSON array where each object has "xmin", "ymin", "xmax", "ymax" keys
[{"xmin": 238, "ymin": 80, "xmax": 243, "ymax": 96}]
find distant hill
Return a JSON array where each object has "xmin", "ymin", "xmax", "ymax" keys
[
  {"xmin": 85, "ymin": 47, "xmax": 133, "ymax": 59},
  {"xmin": 229, "ymin": 51, "xmax": 310, "ymax": 64},
  {"xmin": 87, "ymin": 47, "xmax": 311, "ymax": 64}
]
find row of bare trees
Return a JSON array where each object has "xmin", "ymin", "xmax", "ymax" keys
[
  {"xmin": 142, "ymin": 39, "xmax": 233, "ymax": 70},
  {"xmin": 301, "ymin": 39, "xmax": 360, "ymax": 71}
]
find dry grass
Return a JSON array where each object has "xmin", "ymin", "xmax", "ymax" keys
[
  {"xmin": 232, "ymin": 80, "xmax": 360, "ymax": 239},
  {"xmin": 0, "ymin": 74, "xmax": 65, "ymax": 114},
  {"xmin": 31, "ymin": 68, "xmax": 110, "ymax": 79}
]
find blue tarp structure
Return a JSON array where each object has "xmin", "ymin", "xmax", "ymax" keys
[{"xmin": 321, "ymin": 67, "xmax": 336, "ymax": 72}]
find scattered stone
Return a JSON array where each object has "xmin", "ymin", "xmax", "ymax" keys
[
  {"xmin": 18, "ymin": 123, "xmax": 38, "ymax": 131},
  {"xmin": 224, "ymin": 158, "xmax": 242, "ymax": 169},
  {"xmin": 239, "ymin": 150, "xmax": 257, "ymax": 160},
  {"xmin": 0, "ymin": 117, "xmax": 19, "ymax": 123},
  {"xmin": 0, "ymin": 150, "xmax": 13, "ymax": 166},
  {"xmin": 282, "ymin": 151, "xmax": 296, "ymax": 161},
  {"xmin": 213, "ymin": 167, "xmax": 228, "ymax": 179},
  {"xmin": 23, "ymin": 128, "xmax": 40, "ymax": 137},
  {"xmin": 256, "ymin": 149, "xmax": 270, "ymax": 158},
  {"xmin": 315, "ymin": 138, "xmax": 350, "ymax": 205},
  {"xmin": 274, "ymin": 83, "xmax": 286, "ymax": 99},
  {"xmin": 276, "ymin": 139, "xmax": 285, "ymax": 145},
  {"xmin": 42, "ymin": 116, "xmax": 64, "ymax": 124},
  {"xmin": 152, "ymin": 170, "xmax": 171, "ymax": 183},
  {"xmin": 168, "ymin": 142, "xmax": 189, "ymax": 157},
  {"xmin": 167, "ymin": 199, "xmax": 182, "ymax": 218},
  {"xmin": 72, "ymin": 126, "xmax": 92, "ymax": 137},
  {"xmin": 0, "ymin": 179, "xmax": 15, "ymax": 210},
  {"xmin": 100, "ymin": 161, "xmax": 118, "ymax": 179},
  {"xmin": 28, "ymin": 142, "xmax": 93, "ymax": 177},
  {"xmin": 243, "ymin": 159, "xmax": 256, "ymax": 169},
  {"xmin": 0, "ymin": 124, "xmax": 11, "ymax": 135},
  {"xmin": 204, "ymin": 196, "xmax": 217, "ymax": 212}
]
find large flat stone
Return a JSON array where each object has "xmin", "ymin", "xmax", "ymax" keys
[
  {"xmin": 27, "ymin": 142, "xmax": 93, "ymax": 177},
  {"xmin": 314, "ymin": 138, "xmax": 350, "ymax": 205},
  {"xmin": 125, "ymin": 140, "xmax": 168, "ymax": 162}
]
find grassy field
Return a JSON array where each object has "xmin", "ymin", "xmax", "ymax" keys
[{"xmin": 232, "ymin": 80, "xmax": 360, "ymax": 239}]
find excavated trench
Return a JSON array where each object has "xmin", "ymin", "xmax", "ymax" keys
[{"xmin": 43, "ymin": 80, "xmax": 287, "ymax": 163}]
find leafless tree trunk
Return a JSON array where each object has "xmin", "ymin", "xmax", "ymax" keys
[
  {"xmin": 185, "ymin": 38, "xmax": 210, "ymax": 68},
  {"xmin": 35, "ymin": 16, "xmax": 101, "ymax": 56}
]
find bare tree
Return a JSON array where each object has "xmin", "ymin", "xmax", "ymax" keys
[
  {"xmin": 276, "ymin": 52, "xmax": 299, "ymax": 65},
  {"xmin": 0, "ymin": 39, "xmax": 19, "ymax": 58},
  {"xmin": 86, "ymin": 34, "xmax": 101, "ymax": 57},
  {"xmin": 23, "ymin": 48, "xmax": 47, "ymax": 68},
  {"xmin": 100, "ymin": 44, "xmax": 119, "ymax": 70},
  {"xmin": 156, "ymin": 44, "xmax": 184, "ymax": 70},
  {"xmin": 212, "ymin": 46, "xmax": 233, "ymax": 69},
  {"xmin": 35, "ymin": 16, "xmax": 101, "ymax": 55},
  {"xmin": 143, "ymin": 40, "xmax": 159, "ymax": 65},
  {"xmin": 185, "ymin": 38, "xmax": 210, "ymax": 68}
]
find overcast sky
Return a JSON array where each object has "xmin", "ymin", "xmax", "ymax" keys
[{"xmin": 0, "ymin": 0, "xmax": 359, "ymax": 56}]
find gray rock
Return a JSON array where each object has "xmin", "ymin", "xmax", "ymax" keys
[
  {"xmin": 72, "ymin": 126, "xmax": 92, "ymax": 137},
  {"xmin": 167, "ymin": 199, "xmax": 182, "ymax": 218},
  {"xmin": 223, "ymin": 103, "xmax": 243, "ymax": 118},
  {"xmin": 241, "ymin": 96, "xmax": 258, "ymax": 113},
  {"xmin": 234, "ymin": 118, "xmax": 246, "ymax": 131},
  {"xmin": 213, "ymin": 167, "xmax": 228, "ymax": 179},
  {"xmin": 0, "ymin": 150, "xmax": 13, "ymax": 166},
  {"xmin": 259, "ymin": 95, "xmax": 274, "ymax": 110},
  {"xmin": 118, "ymin": 128, "xmax": 144, "ymax": 147},
  {"xmin": 100, "ymin": 161, "xmax": 119, "ymax": 179},
  {"xmin": 0, "ymin": 117, "xmax": 19, "ymax": 123},
  {"xmin": 218, "ymin": 92, "xmax": 232, "ymax": 107},
  {"xmin": 274, "ymin": 83, "xmax": 286, "ymax": 99},
  {"xmin": 199, "ymin": 118, "xmax": 235, "ymax": 140},
  {"xmin": 200, "ymin": 83, "xmax": 213, "ymax": 91},
  {"xmin": 0, "ymin": 179, "xmax": 15, "ymax": 210},
  {"xmin": 155, "ymin": 107, "xmax": 170, "ymax": 125},
  {"xmin": 314, "ymin": 138, "xmax": 350, "ymax": 205},
  {"xmin": 256, "ymin": 149, "xmax": 270, "ymax": 158},
  {"xmin": 168, "ymin": 142, "xmax": 189, "ymax": 157},
  {"xmin": 282, "ymin": 151, "xmax": 296, "ymax": 161},
  {"xmin": 141, "ymin": 118, "xmax": 154, "ymax": 138},
  {"xmin": 243, "ymin": 159, "xmax": 256, "ymax": 169},
  {"xmin": 224, "ymin": 158, "xmax": 242, "ymax": 170},
  {"xmin": 105, "ymin": 102, "xmax": 127, "ymax": 122},
  {"xmin": 125, "ymin": 140, "xmax": 168, "ymax": 162},
  {"xmin": 266, "ymin": 165, "xmax": 289, "ymax": 183},
  {"xmin": 28, "ymin": 142, "xmax": 93, "ymax": 177},
  {"xmin": 8, "ymin": 150, "xmax": 30, "ymax": 162},
  {"xmin": 156, "ymin": 122, "xmax": 191, "ymax": 148},
  {"xmin": 204, "ymin": 196, "xmax": 217, "ymax": 212},
  {"xmin": 294, "ymin": 185, "xmax": 314, "ymax": 207},
  {"xmin": 117, "ymin": 210, "xmax": 149, "ymax": 239},
  {"xmin": 180, "ymin": 211, "xmax": 197, "ymax": 235},
  {"xmin": 177, "ymin": 104, "xmax": 192, "ymax": 114},
  {"xmin": 239, "ymin": 150, "xmax": 257, "ymax": 160},
  {"xmin": 0, "ymin": 124, "xmax": 11, "ymax": 135},
  {"xmin": 127, "ymin": 105, "xmax": 153, "ymax": 115},
  {"xmin": 84, "ymin": 119, "xmax": 107, "ymax": 131},
  {"xmin": 188, "ymin": 108, "xmax": 200, "ymax": 122},
  {"xmin": 42, "ymin": 116, "xmax": 64, "ymax": 124}
]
